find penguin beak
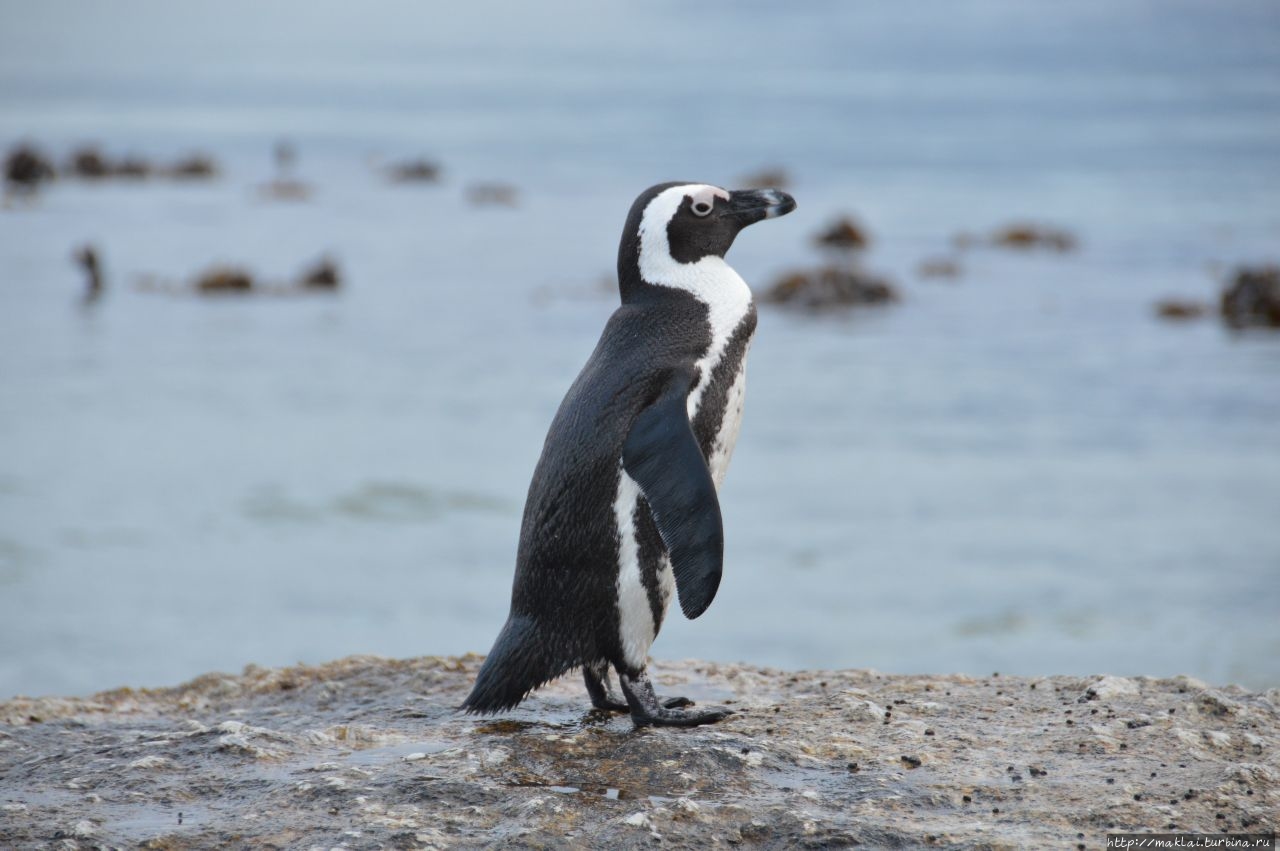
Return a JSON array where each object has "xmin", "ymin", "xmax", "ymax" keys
[{"xmin": 725, "ymin": 188, "xmax": 797, "ymax": 227}]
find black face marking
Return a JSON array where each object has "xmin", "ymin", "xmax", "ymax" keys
[{"xmin": 667, "ymin": 195, "xmax": 741, "ymax": 265}]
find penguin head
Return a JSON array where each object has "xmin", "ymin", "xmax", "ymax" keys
[{"xmin": 618, "ymin": 182, "xmax": 796, "ymax": 298}]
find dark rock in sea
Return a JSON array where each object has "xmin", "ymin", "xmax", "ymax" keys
[
  {"xmin": 1154, "ymin": 299, "xmax": 1210, "ymax": 321},
  {"xmin": 1, "ymin": 657, "xmax": 1275, "ymax": 848},
  {"xmin": 195, "ymin": 267, "xmax": 254, "ymax": 294},
  {"xmin": 114, "ymin": 156, "xmax": 153, "ymax": 179},
  {"xmin": 1221, "ymin": 265, "xmax": 1280, "ymax": 329},
  {"xmin": 814, "ymin": 216, "xmax": 869, "ymax": 251},
  {"xmin": 736, "ymin": 166, "xmax": 791, "ymax": 190},
  {"xmin": 387, "ymin": 159, "xmax": 442, "ymax": 184},
  {"xmin": 166, "ymin": 153, "xmax": 219, "ymax": 180},
  {"xmin": 467, "ymin": 182, "xmax": 519, "ymax": 207},
  {"xmin": 68, "ymin": 146, "xmax": 112, "ymax": 179},
  {"xmin": 298, "ymin": 257, "xmax": 341, "ymax": 290},
  {"xmin": 259, "ymin": 179, "xmax": 312, "ymax": 201},
  {"xmin": 918, "ymin": 257, "xmax": 962, "ymax": 280},
  {"xmin": 764, "ymin": 264, "xmax": 899, "ymax": 311},
  {"xmin": 990, "ymin": 223, "xmax": 1077, "ymax": 252},
  {"xmin": 4, "ymin": 144, "xmax": 55, "ymax": 188}
]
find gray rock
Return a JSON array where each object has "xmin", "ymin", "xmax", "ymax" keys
[{"xmin": 1, "ymin": 656, "xmax": 1276, "ymax": 848}]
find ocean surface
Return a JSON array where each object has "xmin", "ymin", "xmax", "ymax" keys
[{"xmin": 2, "ymin": 0, "xmax": 1278, "ymax": 698}]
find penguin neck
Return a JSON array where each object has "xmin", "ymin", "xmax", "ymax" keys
[
  {"xmin": 617, "ymin": 224, "xmax": 754, "ymax": 347},
  {"xmin": 618, "ymin": 227, "xmax": 755, "ymax": 422}
]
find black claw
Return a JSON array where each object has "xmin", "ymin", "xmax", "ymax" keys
[{"xmin": 661, "ymin": 696, "xmax": 694, "ymax": 709}]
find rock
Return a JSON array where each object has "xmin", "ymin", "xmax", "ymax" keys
[
  {"xmin": 1155, "ymin": 299, "xmax": 1210, "ymax": 320},
  {"xmin": 195, "ymin": 266, "xmax": 254, "ymax": 294},
  {"xmin": 1, "ymin": 658, "xmax": 1275, "ymax": 848},
  {"xmin": 736, "ymin": 166, "xmax": 790, "ymax": 190},
  {"xmin": 467, "ymin": 182, "xmax": 519, "ymax": 207},
  {"xmin": 259, "ymin": 179, "xmax": 311, "ymax": 201},
  {"xmin": 1221, "ymin": 265, "xmax": 1280, "ymax": 329},
  {"xmin": 917, "ymin": 257, "xmax": 962, "ymax": 280},
  {"xmin": 1079, "ymin": 675, "xmax": 1140, "ymax": 703},
  {"xmin": 4, "ymin": 144, "xmax": 55, "ymax": 189},
  {"xmin": 387, "ymin": 159, "xmax": 442, "ymax": 184},
  {"xmin": 114, "ymin": 156, "xmax": 153, "ymax": 179},
  {"xmin": 67, "ymin": 146, "xmax": 112, "ymax": 179},
  {"xmin": 814, "ymin": 216, "xmax": 869, "ymax": 251},
  {"xmin": 298, "ymin": 257, "xmax": 341, "ymax": 290},
  {"xmin": 989, "ymin": 223, "xmax": 1077, "ymax": 252},
  {"xmin": 763, "ymin": 264, "xmax": 899, "ymax": 311},
  {"xmin": 166, "ymin": 153, "xmax": 218, "ymax": 180}
]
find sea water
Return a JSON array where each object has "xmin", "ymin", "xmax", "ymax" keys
[{"xmin": 1, "ymin": 0, "xmax": 1278, "ymax": 697}]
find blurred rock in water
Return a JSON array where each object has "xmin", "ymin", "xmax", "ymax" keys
[
  {"xmin": 165, "ymin": 154, "xmax": 219, "ymax": 180},
  {"xmin": 60, "ymin": 145, "xmax": 220, "ymax": 182},
  {"xmin": 989, "ymin": 223, "xmax": 1077, "ymax": 252},
  {"xmin": 386, "ymin": 158, "xmax": 442, "ymax": 184},
  {"xmin": 1153, "ymin": 299, "xmax": 1210, "ymax": 321},
  {"xmin": 298, "ymin": 257, "xmax": 341, "ymax": 290},
  {"xmin": 258, "ymin": 179, "xmax": 311, "ymax": 202},
  {"xmin": 766, "ymin": 215, "xmax": 897, "ymax": 311},
  {"xmin": 114, "ymin": 156, "xmax": 153, "ymax": 179},
  {"xmin": 764, "ymin": 264, "xmax": 898, "ymax": 311},
  {"xmin": 1221, "ymin": 265, "xmax": 1280, "ymax": 329},
  {"xmin": 735, "ymin": 166, "xmax": 790, "ymax": 190},
  {"xmin": 4, "ymin": 144, "xmax": 55, "ymax": 190},
  {"xmin": 466, "ymin": 182, "xmax": 519, "ymax": 207},
  {"xmin": 195, "ymin": 267, "xmax": 255, "ymax": 295},
  {"xmin": 67, "ymin": 146, "xmax": 112, "ymax": 179},
  {"xmin": 814, "ymin": 216, "xmax": 870, "ymax": 251},
  {"xmin": 952, "ymin": 225, "xmax": 1078, "ymax": 253},
  {"xmin": 917, "ymin": 257, "xmax": 962, "ymax": 280}
]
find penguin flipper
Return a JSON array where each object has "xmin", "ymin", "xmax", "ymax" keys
[{"xmin": 622, "ymin": 372, "xmax": 724, "ymax": 620}]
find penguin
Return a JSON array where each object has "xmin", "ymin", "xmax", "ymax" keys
[{"xmin": 463, "ymin": 182, "xmax": 796, "ymax": 727}]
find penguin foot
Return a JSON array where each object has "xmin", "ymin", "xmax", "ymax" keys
[
  {"xmin": 618, "ymin": 670, "xmax": 732, "ymax": 728},
  {"xmin": 583, "ymin": 664, "xmax": 630, "ymax": 712},
  {"xmin": 585, "ymin": 665, "xmax": 695, "ymax": 713}
]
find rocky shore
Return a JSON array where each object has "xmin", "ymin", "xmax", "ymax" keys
[{"xmin": 1, "ymin": 656, "xmax": 1276, "ymax": 849}]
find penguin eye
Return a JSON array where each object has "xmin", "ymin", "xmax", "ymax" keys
[{"xmin": 691, "ymin": 200, "xmax": 714, "ymax": 217}]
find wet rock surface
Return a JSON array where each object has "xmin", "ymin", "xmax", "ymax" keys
[{"xmin": 1, "ymin": 657, "xmax": 1276, "ymax": 849}]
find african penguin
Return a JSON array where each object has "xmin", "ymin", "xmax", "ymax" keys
[{"xmin": 463, "ymin": 182, "xmax": 796, "ymax": 727}]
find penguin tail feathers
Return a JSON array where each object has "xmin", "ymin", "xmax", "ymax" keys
[{"xmin": 461, "ymin": 615, "xmax": 572, "ymax": 714}]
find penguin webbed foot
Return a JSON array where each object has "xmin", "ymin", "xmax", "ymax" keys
[
  {"xmin": 584, "ymin": 666, "xmax": 693, "ymax": 713},
  {"xmin": 618, "ymin": 670, "xmax": 732, "ymax": 728}
]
